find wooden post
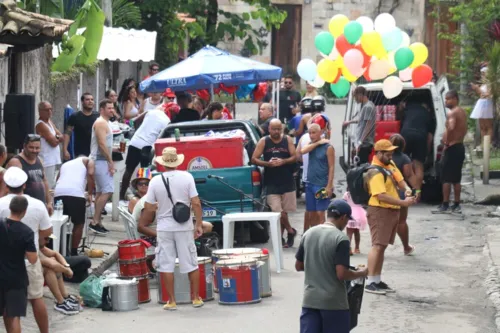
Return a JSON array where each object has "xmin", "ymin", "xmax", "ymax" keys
[{"xmin": 483, "ymin": 135, "xmax": 490, "ymax": 185}]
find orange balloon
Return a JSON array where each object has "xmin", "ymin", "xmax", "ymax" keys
[
  {"xmin": 336, "ymin": 34, "xmax": 354, "ymax": 56},
  {"xmin": 411, "ymin": 64, "xmax": 433, "ymax": 88}
]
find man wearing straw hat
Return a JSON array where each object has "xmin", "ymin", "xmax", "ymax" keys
[{"xmin": 142, "ymin": 147, "xmax": 204, "ymax": 310}]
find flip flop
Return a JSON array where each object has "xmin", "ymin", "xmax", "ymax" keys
[
  {"xmin": 354, "ymin": 249, "xmax": 361, "ymax": 254},
  {"xmin": 404, "ymin": 245, "xmax": 415, "ymax": 256},
  {"xmin": 287, "ymin": 228, "xmax": 297, "ymax": 248}
]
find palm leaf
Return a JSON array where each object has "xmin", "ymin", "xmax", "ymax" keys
[
  {"xmin": 112, "ymin": 0, "xmax": 141, "ymax": 28},
  {"xmin": 486, "ymin": 41, "xmax": 500, "ymax": 116}
]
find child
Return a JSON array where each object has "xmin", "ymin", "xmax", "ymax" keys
[{"xmin": 343, "ymin": 192, "xmax": 367, "ymax": 255}]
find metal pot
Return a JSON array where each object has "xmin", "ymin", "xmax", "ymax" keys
[{"xmin": 109, "ymin": 282, "xmax": 139, "ymax": 312}]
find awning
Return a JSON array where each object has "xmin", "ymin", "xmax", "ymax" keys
[{"xmin": 52, "ymin": 26, "xmax": 157, "ymax": 62}]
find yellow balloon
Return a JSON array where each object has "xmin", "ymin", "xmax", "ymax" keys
[
  {"xmin": 329, "ymin": 14, "xmax": 349, "ymax": 38},
  {"xmin": 317, "ymin": 59, "xmax": 339, "ymax": 83},
  {"xmin": 360, "ymin": 31, "xmax": 386, "ymax": 59},
  {"xmin": 409, "ymin": 42, "xmax": 428, "ymax": 68}
]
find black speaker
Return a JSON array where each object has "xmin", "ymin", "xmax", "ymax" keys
[{"xmin": 4, "ymin": 93, "xmax": 36, "ymax": 152}]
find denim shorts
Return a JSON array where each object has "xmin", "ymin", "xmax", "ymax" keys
[
  {"xmin": 305, "ymin": 183, "xmax": 330, "ymax": 212},
  {"xmin": 300, "ymin": 307, "xmax": 350, "ymax": 333}
]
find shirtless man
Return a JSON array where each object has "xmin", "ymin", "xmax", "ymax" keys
[{"xmin": 436, "ymin": 90, "xmax": 467, "ymax": 214}]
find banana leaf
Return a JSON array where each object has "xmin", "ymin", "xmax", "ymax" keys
[
  {"xmin": 40, "ymin": 0, "xmax": 64, "ymax": 18},
  {"xmin": 76, "ymin": 0, "xmax": 105, "ymax": 65},
  {"xmin": 51, "ymin": 35, "xmax": 86, "ymax": 72}
]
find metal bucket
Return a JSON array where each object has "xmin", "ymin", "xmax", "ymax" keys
[{"xmin": 110, "ymin": 282, "xmax": 139, "ymax": 311}]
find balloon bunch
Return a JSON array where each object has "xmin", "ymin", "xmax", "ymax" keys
[{"xmin": 297, "ymin": 13, "xmax": 434, "ymax": 99}]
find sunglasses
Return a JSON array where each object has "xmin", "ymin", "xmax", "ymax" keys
[
  {"xmin": 151, "ymin": 68, "xmax": 159, "ymax": 72},
  {"xmin": 137, "ymin": 182, "xmax": 149, "ymax": 187},
  {"xmin": 25, "ymin": 134, "xmax": 41, "ymax": 143}
]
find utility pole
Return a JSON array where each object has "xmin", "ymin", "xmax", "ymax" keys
[{"xmin": 102, "ymin": 0, "xmax": 112, "ymax": 27}]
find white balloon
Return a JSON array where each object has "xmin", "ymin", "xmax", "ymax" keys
[
  {"xmin": 369, "ymin": 59, "xmax": 391, "ymax": 80},
  {"xmin": 356, "ymin": 16, "xmax": 374, "ymax": 33},
  {"xmin": 308, "ymin": 76, "xmax": 325, "ymax": 88},
  {"xmin": 328, "ymin": 48, "xmax": 340, "ymax": 61},
  {"xmin": 297, "ymin": 59, "xmax": 317, "ymax": 82},
  {"xmin": 374, "ymin": 13, "xmax": 396, "ymax": 34},
  {"xmin": 401, "ymin": 31, "xmax": 410, "ymax": 48},
  {"xmin": 383, "ymin": 76, "xmax": 403, "ymax": 99},
  {"xmin": 399, "ymin": 67, "xmax": 413, "ymax": 82}
]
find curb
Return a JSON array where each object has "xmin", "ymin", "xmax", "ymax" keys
[{"xmin": 483, "ymin": 241, "xmax": 500, "ymax": 332}]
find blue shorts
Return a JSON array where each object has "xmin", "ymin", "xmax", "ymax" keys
[
  {"xmin": 305, "ymin": 183, "xmax": 330, "ymax": 212},
  {"xmin": 300, "ymin": 307, "xmax": 350, "ymax": 333}
]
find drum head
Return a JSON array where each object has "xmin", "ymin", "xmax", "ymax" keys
[
  {"xmin": 216, "ymin": 258, "xmax": 257, "ymax": 267},
  {"xmin": 212, "ymin": 248, "xmax": 262, "ymax": 257},
  {"xmin": 198, "ymin": 257, "xmax": 211, "ymax": 264}
]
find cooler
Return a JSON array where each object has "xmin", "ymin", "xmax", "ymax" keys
[
  {"xmin": 368, "ymin": 120, "xmax": 401, "ymax": 163},
  {"xmin": 154, "ymin": 136, "xmax": 244, "ymax": 172}
]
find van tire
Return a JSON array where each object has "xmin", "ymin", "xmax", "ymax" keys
[{"xmin": 250, "ymin": 221, "xmax": 270, "ymax": 244}]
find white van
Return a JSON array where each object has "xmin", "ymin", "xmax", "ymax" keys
[{"xmin": 340, "ymin": 77, "xmax": 450, "ymax": 203}]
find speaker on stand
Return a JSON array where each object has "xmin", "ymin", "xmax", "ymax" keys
[{"xmin": 4, "ymin": 93, "xmax": 35, "ymax": 154}]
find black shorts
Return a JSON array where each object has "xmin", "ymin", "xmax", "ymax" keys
[
  {"xmin": 402, "ymin": 130, "xmax": 427, "ymax": 163},
  {"xmin": 357, "ymin": 143, "xmax": 373, "ymax": 165},
  {"xmin": 55, "ymin": 196, "xmax": 86, "ymax": 225},
  {"xmin": 125, "ymin": 145, "xmax": 152, "ymax": 172},
  {"xmin": 0, "ymin": 287, "xmax": 28, "ymax": 317},
  {"xmin": 441, "ymin": 143, "xmax": 465, "ymax": 184}
]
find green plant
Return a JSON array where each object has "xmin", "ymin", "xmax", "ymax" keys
[
  {"xmin": 112, "ymin": 0, "xmax": 141, "ymax": 28},
  {"xmin": 486, "ymin": 42, "xmax": 500, "ymax": 113}
]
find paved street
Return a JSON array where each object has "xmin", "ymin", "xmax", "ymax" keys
[{"xmin": 23, "ymin": 104, "xmax": 500, "ymax": 332}]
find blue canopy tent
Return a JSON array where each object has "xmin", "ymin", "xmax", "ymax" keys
[{"xmin": 139, "ymin": 46, "xmax": 283, "ymax": 118}]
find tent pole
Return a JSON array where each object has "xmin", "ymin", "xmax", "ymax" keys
[
  {"xmin": 96, "ymin": 66, "xmax": 100, "ymax": 102},
  {"xmin": 232, "ymin": 93, "xmax": 236, "ymax": 119},
  {"xmin": 210, "ymin": 84, "xmax": 214, "ymax": 102},
  {"xmin": 276, "ymin": 80, "xmax": 280, "ymax": 121}
]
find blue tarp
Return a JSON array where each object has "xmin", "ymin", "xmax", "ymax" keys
[{"xmin": 139, "ymin": 46, "xmax": 282, "ymax": 93}]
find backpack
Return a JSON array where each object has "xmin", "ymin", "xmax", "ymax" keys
[{"xmin": 346, "ymin": 164, "xmax": 388, "ymax": 205}]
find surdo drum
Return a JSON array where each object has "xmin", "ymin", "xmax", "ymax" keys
[
  {"xmin": 211, "ymin": 248, "xmax": 262, "ymax": 293},
  {"xmin": 215, "ymin": 258, "xmax": 261, "ymax": 305}
]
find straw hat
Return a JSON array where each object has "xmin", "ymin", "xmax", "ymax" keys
[{"xmin": 155, "ymin": 147, "xmax": 184, "ymax": 168}]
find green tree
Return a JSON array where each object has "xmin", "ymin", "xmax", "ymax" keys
[{"xmin": 112, "ymin": 0, "xmax": 141, "ymax": 28}]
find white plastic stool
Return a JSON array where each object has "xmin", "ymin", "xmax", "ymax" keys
[{"xmin": 221, "ymin": 212, "xmax": 283, "ymax": 273}]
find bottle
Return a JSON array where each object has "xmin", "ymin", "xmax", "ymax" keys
[
  {"xmin": 55, "ymin": 200, "xmax": 63, "ymax": 218},
  {"xmin": 174, "ymin": 128, "xmax": 181, "ymax": 142}
]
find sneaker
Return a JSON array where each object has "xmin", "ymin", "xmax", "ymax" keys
[
  {"xmin": 287, "ymin": 228, "xmax": 297, "ymax": 248},
  {"xmin": 99, "ymin": 225, "xmax": 110, "ymax": 233},
  {"xmin": 163, "ymin": 301, "xmax": 177, "ymax": 311},
  {"xmin": 54, "ymin": 301, "xmax": 79, "ymax": 315},
  {"xmin": 451, "ymin": 204, "xmax": 462, "ymax": 214},
  {"xmin": 65, "ymin": 295, "xmax": 81, "ymax": 310},
  {"xmin": 364, "ymin": 282, "xmax": 386, "ymax": 295},
  {"xmin": 101, "ymin": 208, "xmax": 107, "ymax": 216},
  {"xmin": 376, "ymin": 281, "xmax": 395, "ymax": 293},
  {"xmin": 192, "ymin": 297, "xmax": 204, "ymax": 308},
  {"xmin": 89, "ymin": 224, "xmax": 108, "ymax": 235},
  {"xmin": 433, "ymin": 204, "xmax": 450, "ymax": 214}
]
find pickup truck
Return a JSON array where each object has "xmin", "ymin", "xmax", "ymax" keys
[{"xmin": 153, "ymin": 120, "xmax": 269, "ymax": 243}]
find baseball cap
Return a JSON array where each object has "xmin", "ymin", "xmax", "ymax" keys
[
  {"xmin": 327, "ymin": 199, "xmax": 354, "ymax": 220},
  {"xmin": 163, "ymin": 88, "xmax": 176, "ymax": 98},
  {"xmin": 4, "ymin": 167, "xmax": 28, "ymax": 188},
  {"xmin": 374, "ymin": 139, "xmax": 398, "ymax": 152}
]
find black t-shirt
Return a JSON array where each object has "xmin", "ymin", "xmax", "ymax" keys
[
  {"xmin": 0, "ymin": 219, "xmax": 37, "ymax": 289},
  {"xmin": 392, "ymin": 151, "xmax": 411, "ymax": 178},
  {"xmin": 171, "ymin": 108, "xmax": 200, "ymax": 123},
  {"xmin": 400, "ymin": 104, "xmax": 433, "ymax": 136},
  {"xmin": 279, "ymin": 90, "xmax": 302, "ymax": 123},
  {"xmin": 67, "ymin": 111, "xmax": 99, "ymax": 156}
]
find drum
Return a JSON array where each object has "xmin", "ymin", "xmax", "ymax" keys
[
  {"xmin": 118, "ymin": 259, "xmax": 148, "ymax": 277},
  {"xmin": 136, "ymin": 275, "xmax": 151, "ymax": 303},
  {"xmin": 118, "ymin": 240, "xmax": 146, "ymax": 261},
  {"xmin": 244, "ymin": 253, "xmax": 271, "ymax": 297},
  {"xmin": 215, "ymin": 258, "xmax": 261, "ymax": 305},
  {"xmin": 157, "ymin": 257, "xmax": 214, "ymax": 304},
  {"xmin": 211, "ymin": 248, "xmax": 262, "ymax": 293}
]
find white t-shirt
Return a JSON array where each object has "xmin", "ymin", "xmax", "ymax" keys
[
  {"xmin": 145, "ymin": 170, "xmax": 198, "ymax": 232},
  {"xmin": 130, "ymin": 109, "xmax": 171, "ymax": 149},
  {"xmin": 0, "ymin": 193, "xmax": 52, "ymax": 251},
  {"xmin": 298, "ymin": 133, "xmax": 311, "ymax": 182},
  {"xmin": 54, "ymin": 157, "xmax": 87, "ymax": 198},
  {"xmin": 132, "ymin": 196, "xmax": 157, "ymax": 237}
]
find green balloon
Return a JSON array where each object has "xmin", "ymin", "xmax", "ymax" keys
[
  {"xmin": 344, "ymin": 21, "xmax": 363, "ymax": 44},
  {"xmin": 330, "ymin": 77, "xmax": 350, "ymax": 98},
  {"xmin": 394, "ymin": 47, "xmax": 415, "ymax": 70},
  {"xmin": 315, "ymin": 31, "xmax": 335, "ymax": 55}
]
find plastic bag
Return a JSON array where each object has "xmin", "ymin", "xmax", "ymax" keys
[{"xmin": 79, "ymin": 275, "xmax": 105, "ymax": 308}]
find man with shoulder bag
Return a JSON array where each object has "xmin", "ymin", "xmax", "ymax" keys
[{"xmin": 142, "ymin": 147, "xmax": 204, "ymax": 311}]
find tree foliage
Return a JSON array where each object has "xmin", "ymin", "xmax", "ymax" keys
[
  {"xmin": 430, "ymin": 0, "xmax": 500, "ymax": 85},
  {"xmin": 111, "ymin": 0, "xmax": 141, "ymax": 28},
  {"xmin": 135, "ymin": 0, "xmax": 287, "ymax": 68}
]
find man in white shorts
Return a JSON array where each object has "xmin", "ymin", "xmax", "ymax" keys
[
  {"xmin": 89, "ymin": 99, "xmax": 115, "ymax": 234},
  {"xmin": 142, "ymin": 147, "xmax": 204, "ymax": 310}
]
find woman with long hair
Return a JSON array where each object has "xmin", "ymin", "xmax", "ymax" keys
[
  {"xmin": 122, "ymin": 85, "xmax": 141, "ymax": 123},
  {"xmin": 118, "ymin": 78, "xmax": 136, "ymax": 104},
  {"xmin": 205, "ymin": 102, "xmax": 224, "ymax": 120},
  {"xmin": 470, "ymin": 66, "xmax": 495, "ymax": 150}
]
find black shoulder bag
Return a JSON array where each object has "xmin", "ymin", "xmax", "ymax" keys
[{"xmin": 161, "ymin": 175, "xmax": 191, "ymax": 223}]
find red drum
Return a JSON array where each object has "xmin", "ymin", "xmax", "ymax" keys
[
  {"xmin": 211, "ymin": 248, "xmax": 262, "ymax": 293},
  {"xmin": 118, "ymin": 240, "xmax": 146, "ymax": 261},
  {"xmin": 136, "ymin": 275, "xmax": 150, "ymax": 303},
  {"xmin": 157, "ymin": 257, "xmax": 214, "ymax": 304},
  {"xmin": 215, "ymin": 258, "xmax": 261, "ymax": 305},
  {"xmin": 119, "ymin": 259, "xmax": 149, "ymax": 277}
]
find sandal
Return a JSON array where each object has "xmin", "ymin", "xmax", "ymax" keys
[
  {"xmin": 287, "ymin": 228, "xmax": 297, "ymax": 248},
  {"xmin": 404, "ymin": 245, "xmax": 415, "ymax": 256},
  {"xmin": 354, "ymin": 249, "xmax": 361, "ymax": 254},
  {"xmin": 282, "ymin": 237, "xmax": 288, "ymax": 248}
]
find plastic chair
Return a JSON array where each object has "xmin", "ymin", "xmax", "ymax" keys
[
  {"xmin": 221, "ymin": 212, "xmax": 283, "ymax": 273},
  {"xmin": 118, "ymin": 206, "xmax": 140, "ymax": 240}
]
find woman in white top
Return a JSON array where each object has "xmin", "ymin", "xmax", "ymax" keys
[
  {"xmin": 122, "ymin": 85, "xmax": 141, "ymax": 124},
  {"xmin": 139, "ymin": 91, "xmax": 164, "ymax": 113},
  {"xmin": 470, "ymin": 66, "xmax": 494, "ymax": 149},
  {"xmin": 35, "ymin": 101, "xmax": 63, "ymax": 189}
]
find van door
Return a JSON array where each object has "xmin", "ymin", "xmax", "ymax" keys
[
  {"xmin": 437, "ymin": 75, "xmax": 450, "ymax": 113},
  {"xmin": 340, "ymin": 84, "xmax": 357, "ymax": 173}
]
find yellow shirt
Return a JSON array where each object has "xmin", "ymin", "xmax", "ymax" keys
[{"xmin": 367, "ymin": 156, "xmax": 403, "ymax": 209}]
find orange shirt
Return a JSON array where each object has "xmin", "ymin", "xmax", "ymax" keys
[{"xmin": 367, "ymin": 156, "xmax": 403, "ymax": 209}]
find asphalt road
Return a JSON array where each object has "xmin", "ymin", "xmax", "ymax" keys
[{"xmin": 23, "ymin": 104, "xmax": 498, "ymax": 333}]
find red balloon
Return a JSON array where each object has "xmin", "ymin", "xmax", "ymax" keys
[
  {"xmin": 252, "ymin": 82, "xmax": 267, "ymax": 102},
  {"xmin": 220, "ymin": 83, "xmax": 238, "ymax": 94},
  {"xmin": 332, "ymin": 68, "xmax": 342, "ymax": 84},
  {"xmin": 335, "ymin": 34, "xmax": 354, "ymax": 56},
  {"xmin": 412, "ymin": 64, "xmax": 433, "ymax": 88},
  {"xmin": 355, "ymin": 45, "xmax": 371, "ymax": 68},
  {"xmin": 197, "ymin": 89, "xmax": 210, "ymax": 101}
]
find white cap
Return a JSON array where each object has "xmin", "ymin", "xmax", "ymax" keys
[
  {"xmin": 481, "ymin": 67, "xmax": 489, "ymax": 73},
  {"xmin": 4, "ymin": 167, "xmax": 28, "ymax": 188}
]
